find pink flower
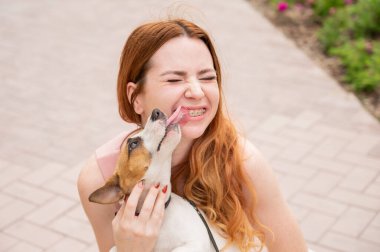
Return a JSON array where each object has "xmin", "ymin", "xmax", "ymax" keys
[
  {"xmin": 277, "ymin": 2, "xmax": 288, "ymax": 12},
  {"xmin": 344, "ymin": 0, "xmax": 353, "ymax": 4},
  {"xmin": 329, "ymin": 7, "xmax": 336, "ymax": 15}
]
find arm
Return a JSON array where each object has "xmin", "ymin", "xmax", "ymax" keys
[
  {"xmin": 77, "ymin": 154, "xmax": 116, "ymax": 252},
  {"xmin": 240, "ymin": 138, "xmax": 308, "ymax": 252}
]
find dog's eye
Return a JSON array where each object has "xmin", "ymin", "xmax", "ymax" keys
[{"xmin": 128, "ymin": 140, "xmax": 138, "ymax": 151}]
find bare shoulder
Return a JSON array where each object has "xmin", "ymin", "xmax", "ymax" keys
[
  {"xmin": 77, "ymin": 154, "xmax": 115, "ymax": 252},
  {"xmin": 238, "ymin": 136, "xmax": 278, "ymax": 188},
  {"xmin": 238, "ymin": 136, "xmax": 308, "ymax": 252}
]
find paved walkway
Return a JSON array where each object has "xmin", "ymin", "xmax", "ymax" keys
[{"xmin": 1, "ymin": 0, "xmax": 379, "ymax": 251}]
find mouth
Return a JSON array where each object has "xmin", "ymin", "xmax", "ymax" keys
[
  {"xmin": 167, "ymin": 106, "xmax": 207, "ymax": 125},
  {"xmin": 156, "ymin": 106, "xmax": 206, "ymax": 151}
]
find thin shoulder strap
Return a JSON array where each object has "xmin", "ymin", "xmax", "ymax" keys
[{"xmin": 186, "ymin": 199, "xmax": 220, "ymax": 252}]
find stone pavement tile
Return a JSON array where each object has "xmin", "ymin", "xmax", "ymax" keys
[
  {"xmin": 254, "ymin": 143, "xmax": 282, "ymax": 160},
  {"xmin": 289, "ymin": 110, "xmax": 324, "ymax": 130},
  {"xmin": 25, "ymin": 197, "xmax": 76, "ymax": 226},
  {"xmin": 0, "ymin": 199, "xmax": 35, "ymax": 229},
  {"xmin": 365, "ymin": 182, "xmax": 380, "ymax": 197},
  {"xmin": 0, "ymin": 159, "xmax": 11, "ymax": 169},
  {"xmin": 278, "ymin": 175, "xmax": 307, "ymax": 200},
  {"xmin": 2, "ymin": 181, "xmax": 54, "ymax": 205},
  {"xmin": 6, "ymin": 242, "xmax": 43, "ymax": 252},
  {"xmin": 303, "ymin": 171, "xmax": 342, "ymax": 196},
  {"xmin": 329, "ymin": 188, "xmax": 380, "ymax": 211},
  {"xmin": 21, "ymin": 162, "xmax": 67, "ymax": 186},
  {"xmin": 81, "ymin": 243, "xmax": 99, "ymax": 252},
  {"xmin": 345, "ymin": 134, "xmax": 380, "ymax": 155},
  {"xmin": 249, "ymin": 129, "xmax": 292, "ymax": 148},
  {"xmin": 312, "ymin": 137, "xmax": 349, "ymax": 159},
  {"xmin": 60, "ymin": 161, "xmax": 85, "ymax": 183},
  {"xmin": 277, "ymin": 141, "xmax": 314, "ymax": 162},
  {"xmin": 0, "ymin": 233, "xmax": 18, "ymax": 251},
  {"xmin": 256, "ymin": 114, "xmax": 292, "ymax": 133},
  {"xmin": 291, "ymin": 192, "xmax": 347, "ymax": 216},
  {"xmin": 278, "ymin": 126, "xmax": 325, "ymax": 144},
  {"xmin": 42, "ymin": 177, "xmax": 79, "ymax": 201},
  {"xmin": 3, "ymin": 220, "xmax": 63, "ymax": 249},
  {"xmin": 49, "ymin": 215, "xmax": 96, "ymax": 244},
  {"xmin": 0, "ymin": 148, "xmax": 51, "ymax": 171},
  {"xmin": 339, "ymin": 168, "xmax": 378, "ymax": 192},
  {"xmin": 0, "ymin": 193, "xmax": 13, "ymax": 208},
  {"xmin": 270, "ymin": 159, "xmax": 317, "ymax": 179},
  {"xmin": 308, "ymin": 243, "xmax": 340, "ymax": 252},
  {"xmin": 66, "ymin": 205, "xmax": 89, "ymax": 223},
  {"xmin": 320, "ymin": 232, "xmax": 380, "ymax": 252},
  {"xmin": 370, "ymin": 212, "xmax": 380, "ymax": 227},
  {"xmin": 0, "ymin": 163, "xmax": 29, "ymax": 188},
  {"xmin": 336, "ymin": 152, "xmax": 380, "ymax": 170},
  {"xmin": 301, "ymin": 212, "xmax": 336, "ymax": 242},
  {"xmin": 288, "ymin": 204, "xmax": 310, "ymax": 222},
  {"xmin": 301, "ymin": 155, "xmax": 353, "ymax": 175},
  {"xmin": 45, "ymin": 237, "xmax": 87, "ymax": 252},
  {"xmin": 331, "ymin": 207, "xmax": 376, "ymax": 237},
  {"xmin": 34, "ymin": 146, "xmax": 84, "ymax": 167},
  {"xmin": 310, "ymin": 124, "xmax": 358, "ymax": 140},
  {"xmin": 369, "ymin": 142, "xmax": 380, "ymax": 157},
  {"xmin": 361, "ymin": 226, "xmax": 380, "ymax": 245}
]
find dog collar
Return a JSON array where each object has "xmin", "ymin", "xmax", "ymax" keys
[{"xmin": 165, "ymin": 195, "xmax": 171, "ymax": 209}]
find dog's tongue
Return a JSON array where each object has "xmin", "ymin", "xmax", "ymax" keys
[{"xmin": 166, "ymin": 106, "xmax": 186, "ymax": 126}]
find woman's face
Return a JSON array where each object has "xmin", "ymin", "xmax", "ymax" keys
[{"xmin": 129, "ymin": 36, "xmax": 220, "ymax": 141}]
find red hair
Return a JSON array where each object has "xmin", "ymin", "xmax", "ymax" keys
[{"xmin": 117, "ymin": 19, "xmax": 266, "ymax": 251}]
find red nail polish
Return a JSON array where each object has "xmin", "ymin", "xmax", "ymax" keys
[
  {"xmin": 154, "ymin": 182, "xmax": 160, "ymax": 189},
  {"xmin": 162, "ymin": 185, "xmax": 168, "ymax": 193}
]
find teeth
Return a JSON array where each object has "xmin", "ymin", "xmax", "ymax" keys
[{"xmin": 188, "ymin": 109, "xmax": 206, "ymax": 117}]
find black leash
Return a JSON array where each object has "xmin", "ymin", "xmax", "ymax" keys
[{"xmin": 186, "ymin": 199, "xmax": 220, "ymax": 252}]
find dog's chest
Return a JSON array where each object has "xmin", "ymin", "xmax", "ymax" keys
[{"xmin": 154, "ymin": 194, "xmax": 242, "ymax": 252}]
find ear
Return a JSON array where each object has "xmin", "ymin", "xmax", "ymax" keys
[
  {"xmin": 127, "ymin": 82, "xmax": 144, "ymax": 115},
  {"xmin": 88, "ymin": 174, "xmax": 124, "ymax": 204}
]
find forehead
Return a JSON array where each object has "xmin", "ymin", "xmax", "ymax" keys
[{"xmin": 148, "ymin": 36, "xmax": 214, "ymax": 72}]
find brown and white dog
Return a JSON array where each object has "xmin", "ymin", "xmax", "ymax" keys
[{"xmin": 88, "ymin": 108, "xmax": 233, "ymax": 252}]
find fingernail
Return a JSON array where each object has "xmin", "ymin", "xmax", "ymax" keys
[
  {"xmin": 162, "ymin": 185, "xmax": 168, "ymax": 193},
  {"xmin": 154, "ymin": 182, "xmax": 160, "ymax": 189},
  {"xmin": 138, "ymin": 180, "xmax": 144, "ymax": 188}
]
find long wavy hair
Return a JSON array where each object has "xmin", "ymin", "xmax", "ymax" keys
[{"xmin": 117, "ymin": 19, "xmax": 266, "ymax": 251}]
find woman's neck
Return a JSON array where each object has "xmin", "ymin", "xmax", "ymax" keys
[{"xmin": 171, "ymin": 137, "xmax": 193, "ymax": 168}]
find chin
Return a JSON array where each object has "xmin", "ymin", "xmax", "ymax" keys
[{"xmin": 180, "ymin": 123, "xmax": 209, "ymax": 141}]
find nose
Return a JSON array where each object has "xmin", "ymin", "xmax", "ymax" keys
[
  {"xmin": 185, "ymin": 79, "xmax": 204, "ymax": 99},
  {"xmin": 150, "ymin": 109, "xmax": 165, "ymax": 121}
]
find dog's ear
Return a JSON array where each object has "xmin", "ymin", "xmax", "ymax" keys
[{"xmin": 88, "ymin": 174, "xmax": 124, "ymax": 204}]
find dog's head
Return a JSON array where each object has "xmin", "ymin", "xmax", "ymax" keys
[{"xmin": 89, "ymin": 108, "xmax": 182, "ymax": 204}]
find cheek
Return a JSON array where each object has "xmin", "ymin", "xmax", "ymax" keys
[{"xmin": 207, "ymin": 84, "xmax": 220, "ymax": 107}]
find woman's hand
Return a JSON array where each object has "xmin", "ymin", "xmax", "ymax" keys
[{"xmin": 112, "ymin": 181, "xmax": 167, "ymax": 252}]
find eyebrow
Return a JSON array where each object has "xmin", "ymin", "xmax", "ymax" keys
[{"xmin": 159, "ymin": 68, "xmax": 216, "ymax": 77}]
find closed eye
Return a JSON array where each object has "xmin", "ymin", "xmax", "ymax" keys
[
  {"xmin": 167, "ymin": 79, "xmax": 183, "ymax": 83},
  {"xmin": 200, "ymin": 76, "xmax": 216, "ymax": 81}
]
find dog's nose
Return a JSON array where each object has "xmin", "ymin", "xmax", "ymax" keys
[{"xmin": 151, "ymin": 109, "xmax": 165, "ymax": 121}]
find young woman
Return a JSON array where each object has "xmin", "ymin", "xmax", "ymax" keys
[{"xmin": 77, "ymin": 18, "xmax": 309, "ymax": 252}]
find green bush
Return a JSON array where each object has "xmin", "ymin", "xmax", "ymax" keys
[
  {"xmin": 330, "ymin": 40, "xmax": 380, "ymax": 92},
  {"xmin": 318, "ymin": 0, "xmax": 380, "ymax": 51},
  {"xmin": 268, "ymin": 0, "xmax": 380, "ymax": 93},
  {"xmin": 312, "ymin": 0, "xmax": 346, "ymax": 18}
]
